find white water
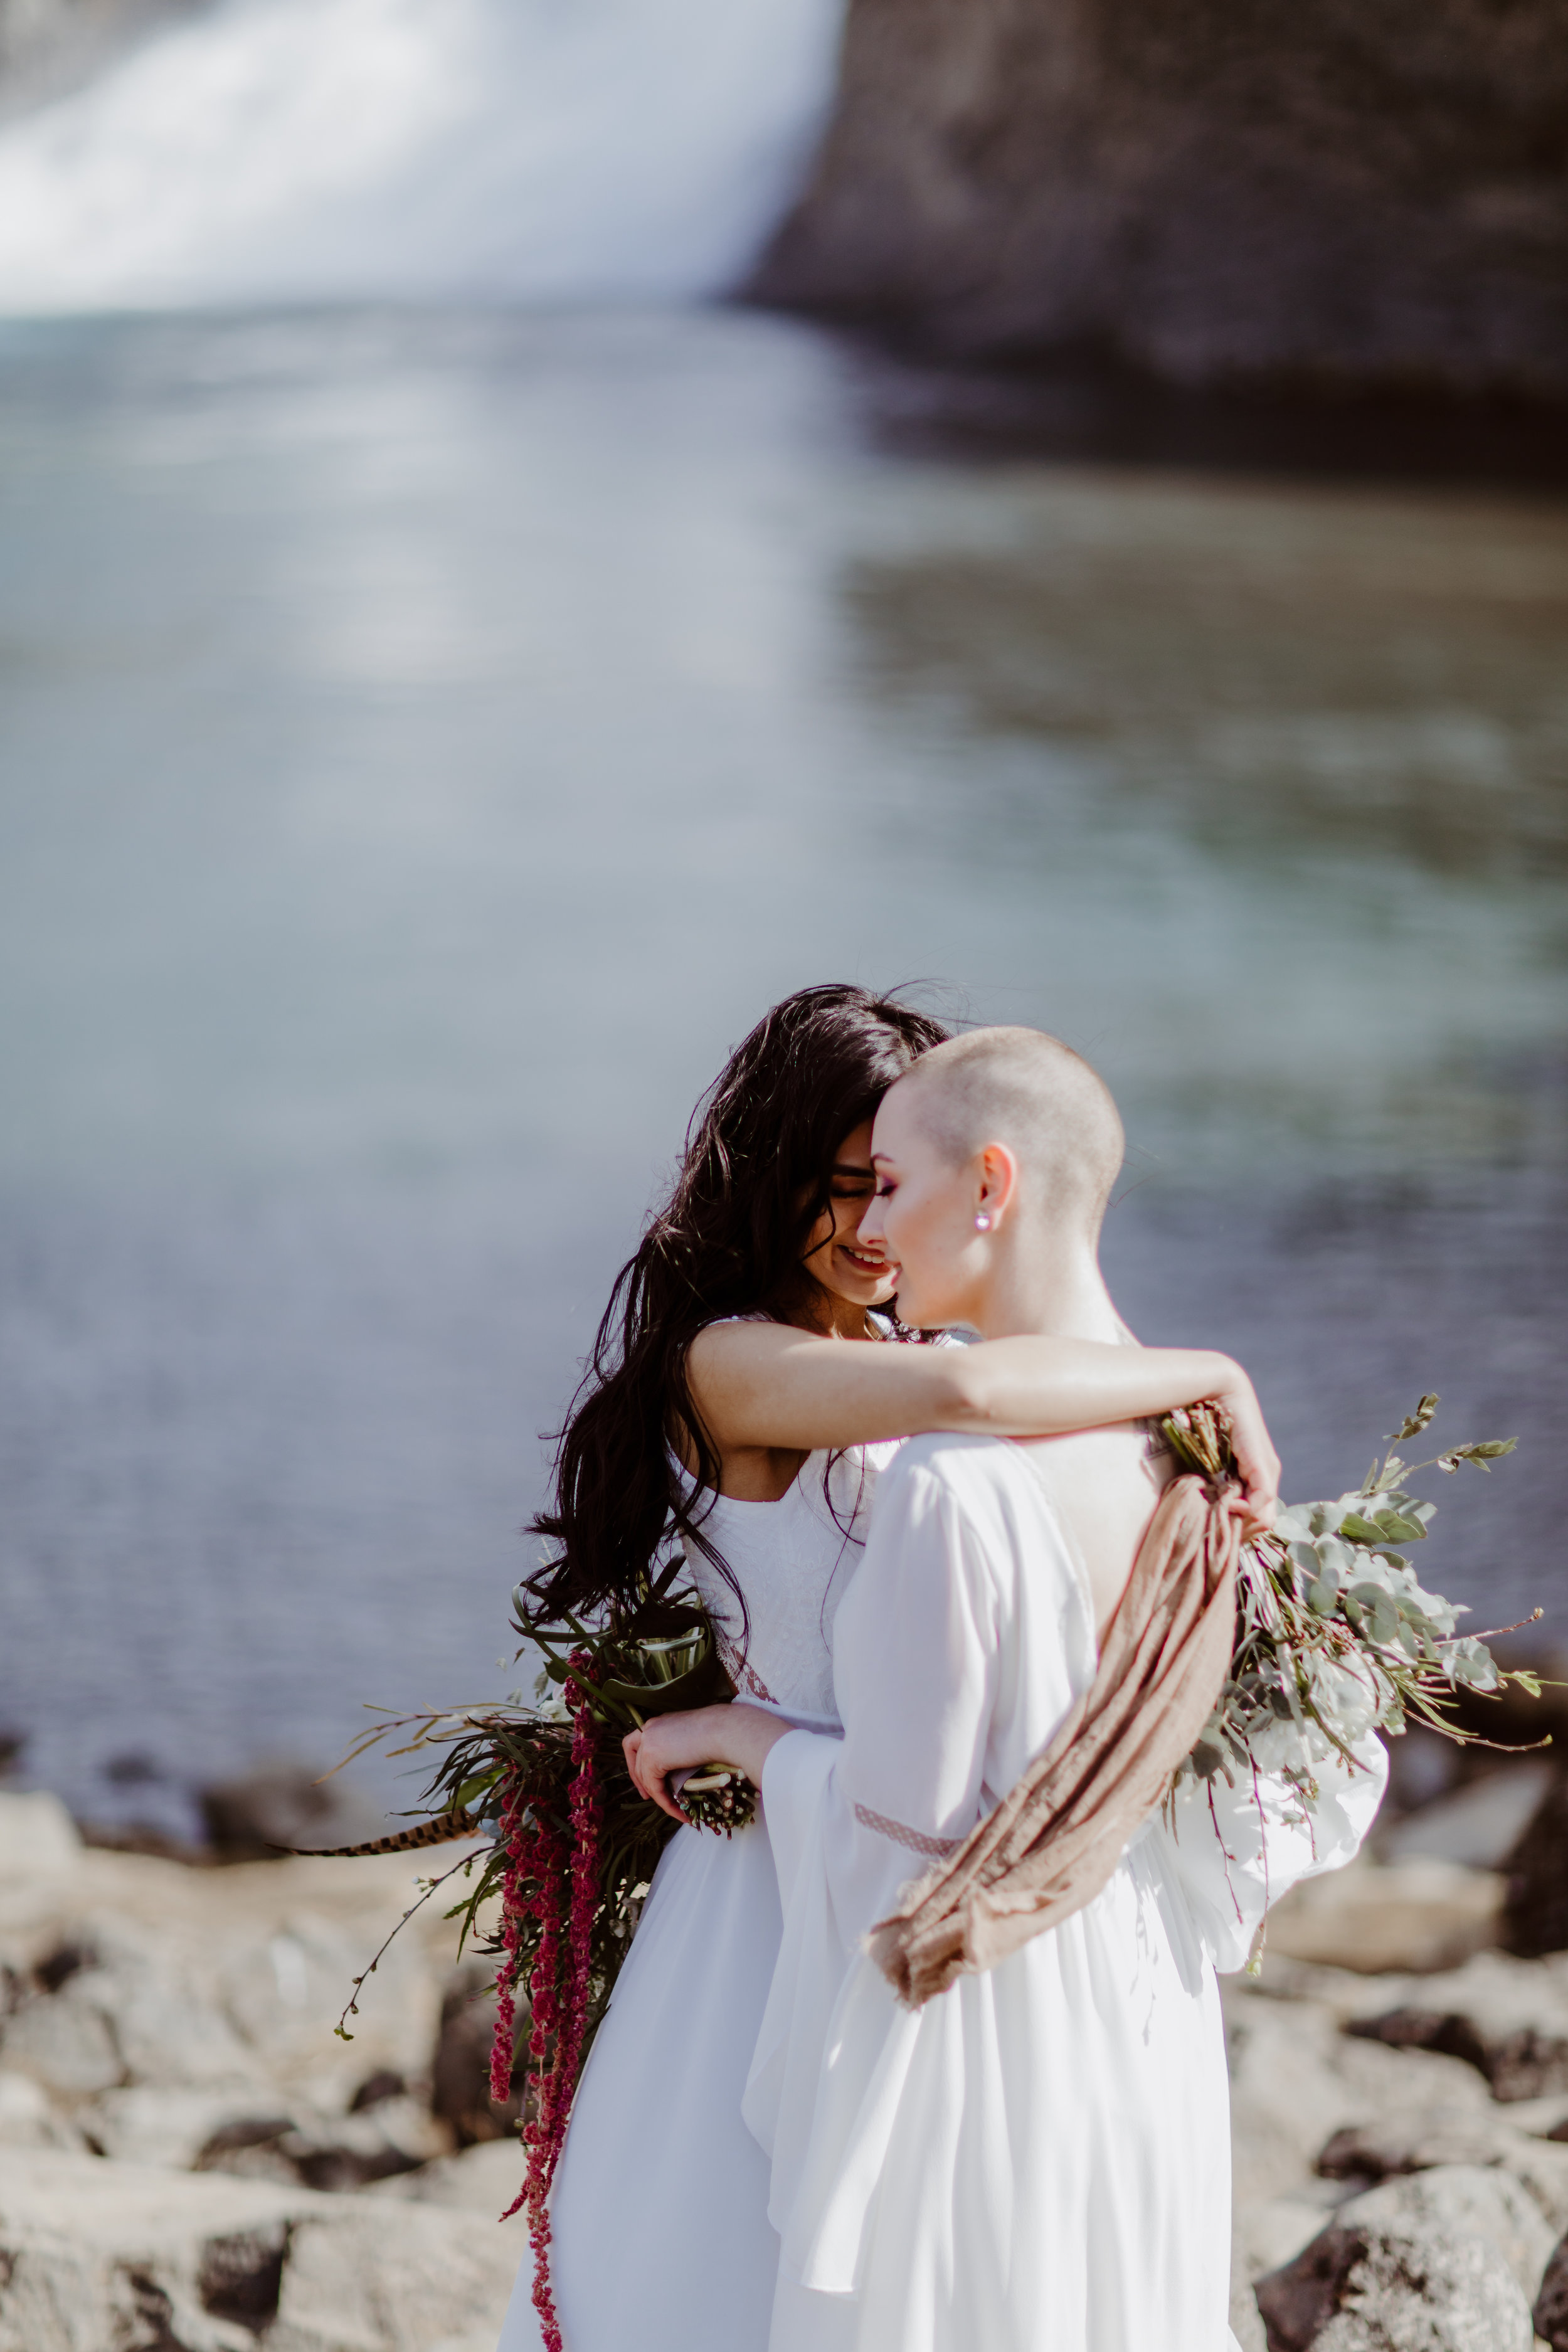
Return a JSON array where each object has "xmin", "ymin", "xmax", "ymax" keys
[{"xmin": 0, "ymin": 0, "xmax": 844, "ymax": 310}]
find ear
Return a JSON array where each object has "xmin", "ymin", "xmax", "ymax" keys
[{"xmin": 976, "ymin": 1142, "xmax": 1020, "ymax": 1227}]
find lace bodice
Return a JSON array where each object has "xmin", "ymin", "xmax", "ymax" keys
[{"xmin": 682, "ymin": 1444, "xmax": 900, "ymax": 1729}]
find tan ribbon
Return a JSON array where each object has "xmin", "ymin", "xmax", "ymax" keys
[{"xmin": 868, "ymin": 1470, "xmax": 1240, "ymax": 2008}]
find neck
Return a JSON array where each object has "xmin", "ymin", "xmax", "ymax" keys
[{"xmin": 971, "ymin": 1238, "xmax": 1121, "ymax": 1346}]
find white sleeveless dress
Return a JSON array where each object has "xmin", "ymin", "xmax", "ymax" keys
[{"xmin": 495, "ymin": 1439, "xmax": 897, "ymax": 2352}]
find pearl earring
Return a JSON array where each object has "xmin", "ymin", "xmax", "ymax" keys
[{"xmin": 974, "ymin": 1212, "xmax": 992, "ymax": 1231}]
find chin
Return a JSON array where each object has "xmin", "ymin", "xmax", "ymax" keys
[{"xmin": 894, "ymin": 1279, "xmax": 957, "ymax": 1330}]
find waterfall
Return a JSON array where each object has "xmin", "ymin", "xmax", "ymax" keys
[{"xmin": 0, "ymin": 0, "xmax": 845, "ymax": 310}]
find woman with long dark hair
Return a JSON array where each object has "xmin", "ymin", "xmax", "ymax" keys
[{"xmin": 497, "ymin": 983, "xmax": 1277, "ymax": 2352}]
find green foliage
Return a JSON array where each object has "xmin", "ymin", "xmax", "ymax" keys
[
  {"xmin": 331, "ymin": 1568, "xmax": 755, "ymax": 2053},
  {"xmin": 1165, "ymin": 1396, "xmax": 1537, "ymax": 1806}
]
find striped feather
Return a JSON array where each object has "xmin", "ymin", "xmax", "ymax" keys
[{"xmin": 290, "ymin": 1807, "xmax": 484, "ymax": 1858}]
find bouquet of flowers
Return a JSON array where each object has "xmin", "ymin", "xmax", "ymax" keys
[
  {"xmin": 1164, "ymin": 1393, "xmax": 1539, "ymax": 1816},
  {"xmin": 319, "ymin": 1570, "xmax": 756, "ymax": 2352}
]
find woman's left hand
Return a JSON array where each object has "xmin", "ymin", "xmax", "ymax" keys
[{"xmin": 624, "ymin": 1702, "xmax": 790, "ymax": 1824}]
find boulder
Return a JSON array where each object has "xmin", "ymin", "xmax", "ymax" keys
[
  {"xmin": 751, "ymin": 0, "xmax": 1568, "ymax": 396},
  {"xmin": 372, "ymin": 2136, "xmax": 528, "ymax": 2227},
  {"xmin": 1256, "ymin": 2167, "xmax": 1543, "ymax": 2351},
  {"xmin": 199, "ymin": 1764, "xmax": 388, "ymax": 1863},
  {"xmin": 0, "ymin": 2070, "xmax": 77, "ymax": 2151},
  {"xmin": 1347, "ymin": 1951, "xmax": 1568, "ymax": 2102},
  {"xmin": 0, "ymin": 1849, "xmax": 450, "ymax": 2114},
  {"xmin": 0, "ymin": 1914, "xmax": 260, "ymax": 2096},
  {"xmin": 1231, "ymin": 2272, "xmax": 1269, "ymax": 2352},
  {"xmin": 0, "ymin": 2146, "xmax": 518, "ymax": 2352},
  {"xmin": 0, "ymin": 1794, "xmax": 79, "ymax": 1883},
  {"xmin": 1266, "ymin": 1858, "xmax": 1505, "ymax": 1976},
  {"xmin": 1537, "ymin": 2231, "xmax": 1568, "ymax": 2351},
  {"xmin": 1503, "ymin": 1769, "xmax": 1568, "ymax": 1960},
  {"xmin": 1227, "ymin": 1983, "xmax": 1494, "ymax": 2206},
  {"xmin": 82, "ymin": 2085, "xmax": 291, "ymax": 2169},
  {"xmin": 432, "ymin": 1964, "xmax": 521, "ymax": 2148},
  {"xmin": 1316, "ymin": 2111, "xmax": 1568, "ymax": 2233},
  {"xmin": 1380, "ymin": 1766, "xmax": 1555, "ymax": 1875},
  {"xmin": 197, "ymin": 2095, "xmax": 448, "ymax": 2191}
]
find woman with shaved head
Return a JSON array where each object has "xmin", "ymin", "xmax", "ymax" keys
[{"xmin": 630, "ymin": 1027, "xmax": 1385, "ymax": 2352}]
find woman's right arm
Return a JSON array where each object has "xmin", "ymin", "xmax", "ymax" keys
[{"xmin": 686, "ymin": 1322, "xmax": 1279, "ymax": 1527}]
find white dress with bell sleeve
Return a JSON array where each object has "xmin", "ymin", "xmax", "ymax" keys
[{"xmin": 744, "ymin": 1431, "xmax": 1385, "ymax": 2352}]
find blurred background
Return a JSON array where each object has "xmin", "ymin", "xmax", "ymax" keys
[{"xmin": 0, "ymin": 0, "xmax": 1564, "ymax": 1845}]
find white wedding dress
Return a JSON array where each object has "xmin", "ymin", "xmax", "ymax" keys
[
  {"xmin": 745, "ymin": 1431, "xmax": 1387, "ymax": 2352},
  {"xmin": 495, "ymin": 1438, "xmax": 896, "ymax": 2352}
]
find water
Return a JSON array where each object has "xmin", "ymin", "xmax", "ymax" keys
[
  {"xmin": 0, "ymin": 305, "xmax": 1564, "ymax": 1839},
  {"xmin": 0, "ymin": 0, "xmax": 844, "ymax": 309}
]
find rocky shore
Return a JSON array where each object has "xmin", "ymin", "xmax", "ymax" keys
[{"xmin": 2, "ymin": 1753, "xmax": 1567, "ymax": 2351}]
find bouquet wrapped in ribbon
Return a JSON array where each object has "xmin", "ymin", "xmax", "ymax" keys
[
  {"xmin": 317, "ymin": 1567, "xmax": 758, "ymax": 2352},
  {"xmin": 1165, "ymin": 1393, "xmax": 1540, "ymax": 1825}
]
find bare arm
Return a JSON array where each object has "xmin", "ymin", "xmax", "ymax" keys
[{"xmin": 687, "ymin": 1322, "xmax": 1279, "ymax": 1524}]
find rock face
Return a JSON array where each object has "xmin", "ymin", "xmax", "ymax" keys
[
  {"xmin": 0, "ymin": 0, "xmax": 188, "ymax": 106},
  {"xmin": 751, "ymin": 0, "xmax": 1568, "ymax": 395},
  {"xmin": 1255, "ymin": 2191, "xmax": 1537, "ymax": 2351},
  {"xmin": 1503, "ymin": 1768, "xmax": 1568, "ymax": 1960},
  {"xmin": 0, "ymin": 2148, "xmax": 521, "ymax": 2352},
  {"xmin": 1347, "ymin": 1952, "xmax": 1568, "ymax": 2102},
  {"xmin": 1537, "ymin": 2232, "xmax": 1568, "ymax": 2351},
  {"xmin": 0, "ymin": 1794, "xmax": 518, "ymax": 2351},
  {"xmin": 12, "ymin": 1789, "xmax": 1568, "ymax": 2351}
]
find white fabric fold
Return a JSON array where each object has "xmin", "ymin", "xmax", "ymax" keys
[{"xmin": 744, "ymin": 1430, "xmax": 1387, "ymax": 2352}]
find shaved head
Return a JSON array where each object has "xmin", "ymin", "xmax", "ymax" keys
[{"xmin": 896, "ymin": 1027, "xmax": 1124, "ymax": 1237}]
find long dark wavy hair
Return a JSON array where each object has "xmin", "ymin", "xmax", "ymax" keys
[{"xmin": 523, "ymin": 984, "xmax": 950, "ymax": 1638}]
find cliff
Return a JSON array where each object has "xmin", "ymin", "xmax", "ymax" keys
[
  {"xmin": 0, "ymin": 0, "xmax": 188, "ymax": 111},
  {"xmin": 749, "ymin": 0, "xmax": 1568, "ymax": 395}
]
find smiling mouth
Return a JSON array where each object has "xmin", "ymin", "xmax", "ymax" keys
[{"xmin": 841, "ymin": 1246, "xmax": 894, "ymax": 1275}]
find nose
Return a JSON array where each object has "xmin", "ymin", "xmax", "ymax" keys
[{"xmin": 859, "ymin": 1194, "xmax": 887, "ymax": 1248}]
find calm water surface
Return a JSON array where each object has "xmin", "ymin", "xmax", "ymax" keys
[{"xmin": 0, "ymin": 307, "xmax": 1564, "ymax": 1835}]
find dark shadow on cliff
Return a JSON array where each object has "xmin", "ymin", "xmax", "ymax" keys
[{"xmin": 825, "ymin": 331, "xmax": 1568, "ymax": 497}]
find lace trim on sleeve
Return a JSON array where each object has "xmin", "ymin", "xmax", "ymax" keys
[{"xmin": 854, "ymin": 1803, "xmax": 960, "ymax": 1861}]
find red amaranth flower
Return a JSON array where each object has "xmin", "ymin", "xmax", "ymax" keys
[{"xmin": 495, "ymin": 1652, "xmax": 607, "ymax": 2352}]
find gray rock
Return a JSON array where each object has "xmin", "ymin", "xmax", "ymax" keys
[
  {"xmin": 1227, "ymin": 1986, "xmax": 1494, "ymax": 2207},
  {"xmin": 432, "ymin": 1963, "xmax": 521, "ymax": 2148},
  {"xmin": 0, "ymin": 1915, "xmax": 257, "ymax": 2096},
  {"xmin": 1265, "ymin": 1858, "xmax": 1505, "ymax": 1978},
  {"xmin": 0, "ymin": 1794, "xmax": 78, "ymax": 1882},
  {"xmin": 1335, "ymin": 2169, "xmax": 1556, "ymax": 2304},
  {"xmin": 1230, "ymin": 2271, "xmax": 1268, "ymax": 2352},
  {"xmin": 1348, "ymin": 1952, "xmax": 1568, "ymax": 2103},
  {"xmin": 1382, "ymin": 1769, "xmax": 1556, "ymax": 1875},
  {"xmin": 0, "ymin": 2146, "xmax": 519, "ymax": 2352},
  {"xmin": 0, "ymin": 2070, "xmax": 77, "ymax": 2151},
  {"xmin": 1504, "ymin": 1770, "xmax": 1568, "ymax": 1962},
  {"xmin": 1536, "ymin": 2232, "xmax": 1568, "ymax": 2352},
  {"xmin": 1317, "ymin": 2112, "xmax": 1568, "ymax": 2235},
  {"xmin": 200, "ymin": 1762, "xmax": 388, "ymax": 1862},
  {"xmin": 371, "ymin": 2135, "xmax": 528, "ymax": 2225},
  {"xmin": 82, "ymin": 2086, "xmax": 289, "ymax": 2169},
  {"xmin": 197, "ymin": 2094, "xmax": 447, "ymax": 2191},
  {"xmin": 1256, "ymin": 2168, "xmax": 1541, "ymax": 2352}
]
